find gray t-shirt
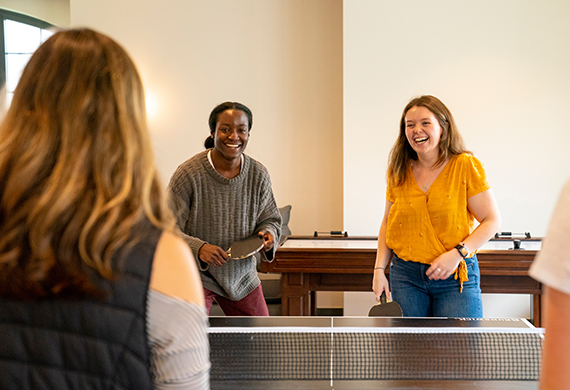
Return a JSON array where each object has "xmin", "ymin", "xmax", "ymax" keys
[{"xmin": 147, "ymin": 290, "xmax": 210, "ymax": 389}]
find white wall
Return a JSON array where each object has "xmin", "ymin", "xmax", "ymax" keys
[
  {"xmin": 344, "ymin": 0, "xmax": 570, "ymax": 237},
  {"xmin": 70, "ymin": 0, "xmax": 344, "ymax": 237},
  {"xmin": 343, "ymin": 0, "xmax": 570, "ymax": 317}
]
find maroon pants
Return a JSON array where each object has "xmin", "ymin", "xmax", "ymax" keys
[{"xmin": 204, "ymin": 284, "xmax": 269, "ymax": 316}]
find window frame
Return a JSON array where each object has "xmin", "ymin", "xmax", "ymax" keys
[{"xmin": 0, "ymin": 8, "xmax": 54, "ymax": 101}]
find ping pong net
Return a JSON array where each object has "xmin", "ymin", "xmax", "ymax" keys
[{"xmin": 209, "ymin": 317, "xmax": 543, "ymax": 381}]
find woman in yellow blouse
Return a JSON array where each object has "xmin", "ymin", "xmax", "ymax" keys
[{"xmin": 373, "ymin": 95, "xmax": 501, "ymax": 317}]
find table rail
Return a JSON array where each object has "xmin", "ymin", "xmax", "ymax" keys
[{"xmin": 259, "ymin": 236, "xmax": 542, "ymax": 326}]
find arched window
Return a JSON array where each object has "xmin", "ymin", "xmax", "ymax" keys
[{"xmin": 0, "ymin": 9, "xmax": 54, "ymax": 108}]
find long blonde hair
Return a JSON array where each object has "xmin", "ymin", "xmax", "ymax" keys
[
  {"xmin": 0, "ymin": 28, "xmax": 173, "ymax": 298},
  {"xmin": 387, "ymin": 95, "xmax": 469, "ymax": 187}
]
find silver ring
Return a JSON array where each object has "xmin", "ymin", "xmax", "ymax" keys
[{"xmin": 437, "ymin": 268, "xmax": 441, "ymax": 272}]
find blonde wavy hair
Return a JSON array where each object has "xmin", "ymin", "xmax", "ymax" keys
[
  {"xmin": 0, "ymin": 28, "xmax": 173, "ymax": 298},
  {"xmin": 387, "ymin": 95, "xmax": 470, "ymax": 188}
]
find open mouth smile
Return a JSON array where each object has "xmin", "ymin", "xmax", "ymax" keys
[{"xmin": 414, "ymin": 137, "xmax": 429, "ymax": 145}]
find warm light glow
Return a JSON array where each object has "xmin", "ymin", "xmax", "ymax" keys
[{"xmin": 145, "ymin": 90, "xmax": 159, "ymax": 122}]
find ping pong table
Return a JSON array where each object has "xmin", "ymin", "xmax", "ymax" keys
[
  {"xmin": 209, "ymin": 316, "xmax": 542, "ymax": 390},
  {"xmin": 259, "ymin": 236, "xmax": 543, "ymax": 325}
]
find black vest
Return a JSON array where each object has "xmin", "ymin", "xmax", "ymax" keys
[{"xmin": 0, "ymin": 225, "xmax": 162, "ymax": 389}]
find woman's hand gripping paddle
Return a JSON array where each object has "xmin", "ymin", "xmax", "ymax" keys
[
  {"xmin": 368, "ymin": 291, "xmax": 403, "ymax": 317},
  {"xmin": 227, "ymin": 235, "xmax": 265, "ymax": 260}
]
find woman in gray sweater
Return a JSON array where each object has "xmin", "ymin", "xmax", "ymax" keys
[{"xmin": 168, "ymin": 102, "xmax": 282, "ymax": 316}]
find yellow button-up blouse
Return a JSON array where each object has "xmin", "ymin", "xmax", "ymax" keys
[{"xmin": 386, "ymin": 153, "xmax": 491, "ymax": 265}]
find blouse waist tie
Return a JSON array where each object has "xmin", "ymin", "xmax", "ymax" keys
[{"xmin": 423, "ymin": 216, "xmax": 469, "ymax": 293}]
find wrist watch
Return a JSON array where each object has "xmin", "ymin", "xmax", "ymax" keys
[{"xmin": 455, "ymin": 242, "xmax": 469, "ymax": 259}]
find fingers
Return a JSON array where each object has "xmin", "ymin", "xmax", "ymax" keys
[
  {"xmin": 426, "ymin": 265, "xmax": 450, "ymax": 280},
  {"xmin": 199, "ymin": 244, "xmax": 228, "ymax": 267},
  {"xmin": 373, "ymin": 289, "xmax": 392, "ymax": 303},
  {"xmin": 372, "ymin": 274, "xmax": 390, "ymax": 302},
  {"xmin": 208, "ymin": 254, "xmax": 227, "ymax": 267},
  {"xmin": 425, "ymin": 265, "xmax": 437, "ymax": 277},
  {"xmin": 259, "ymin": 231, "xmax": 274, "ymax": 251},
  {"xmin": 372, "ymin": 286, "xmax": 381, "ymax": 302},
  {"xmin": 212, "ymin": 249, "xmax": 229, "ymax": 267},
  {"xmin": 427, "ymin": 250, "xmax": 462, "ymax": 280}
]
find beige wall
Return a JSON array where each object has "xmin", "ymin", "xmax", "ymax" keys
[
  {"xmin": 70, "ymin": 0, "xmax": 344, "ymax": 237},
  {"xmin": 0, "ymin": 0, "xmax": 70, "ymax": 26}
]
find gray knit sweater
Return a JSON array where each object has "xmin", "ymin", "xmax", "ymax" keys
[{"xmin": 167, "ymin": 150, "xmax": 281, "ymax": 301}]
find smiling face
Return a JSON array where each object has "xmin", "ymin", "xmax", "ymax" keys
[
  {"xmin": 212, "ymin": 109, "xmax": 250, "ymax": 161},
  {"xmin": 404, "ymin": 105, "xmax": 443, "ymax": 160}
]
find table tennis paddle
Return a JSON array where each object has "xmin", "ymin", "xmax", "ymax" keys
[
  {"xmin": 227, "ymin": 235, "xmax": 265, "ymax": 259},
  {"xmin": 368, "ymin": 291, "xmax": 403, "ymax": 317}
]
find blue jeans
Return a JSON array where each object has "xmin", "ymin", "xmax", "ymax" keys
[{"xmin": 389, "ymin": 254, "xmax": 483, "ymax": 318}]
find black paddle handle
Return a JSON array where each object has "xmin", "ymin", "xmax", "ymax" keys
[
  {"xmin": 313, "ymin": 231, "xmax": 349, "ymax": 237},
  {"xmin": 380, "ymin": 291, "xmax": 388, "ymax": 305}
]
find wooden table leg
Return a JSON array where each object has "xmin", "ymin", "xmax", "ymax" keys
[
  {"xmin": 310, "ymin": 291, "xmax": 317, "ymax": 316},
  {"xmin": 532, "ymin": 292, "xmax": 542, "ymax": 327},
  {"xmin": 280, "ymin": 272, "xmax": 310, "ymax": 316}
]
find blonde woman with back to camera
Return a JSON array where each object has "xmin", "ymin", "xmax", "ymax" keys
[{"xmin": 0, "ymin": 28, "xmax": 210, "ymax": 389}]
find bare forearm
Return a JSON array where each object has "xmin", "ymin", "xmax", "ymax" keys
[
  {"xmin": 373, "ymin": 223, "xmax": 391, "ymax": 299},
  {"xmin": 540, "ymin": 286, "xmax": 570, "ymax": 389},
  {"xmin": 462, "ymin": 215, "xmax": 501, "ymax": 253},
  {"xmin": 375, "ymin": 200, "xmax": 394, "ymax": 269},
  {"xmin": 374, "ymin": 238, "xmax": 392, "ymax": 269},
  {"xmin": 464, "ymin": 189, "xmax": 501, "ymax": 253},
  {"xmin": 375, "ymin": 224, "xmax": 391, "ymax": 269}
]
